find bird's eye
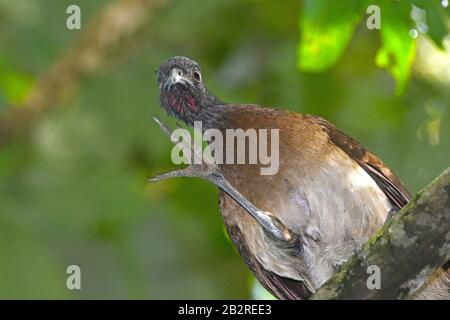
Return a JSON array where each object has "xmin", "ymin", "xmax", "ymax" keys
[
  {"xmin": 177, "ymin": 70, "xmax": 182, "ymax": 76},
  {"xmin": 193, "ymin": 70, "xmax": 201, "ymax": 82}
]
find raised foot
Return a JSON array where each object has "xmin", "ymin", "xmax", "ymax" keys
[{"xmin": 149, "ymin": 117, "xmax": 293, "ymax": 243}]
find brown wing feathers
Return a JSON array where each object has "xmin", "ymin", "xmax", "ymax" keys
[
  {"xmin": 226, "ymin": 223, "xmax": 313, "ymax": 300},
  {"xmin": 307, "ymin": 114, "xmax": 412, "ymax": 209}
]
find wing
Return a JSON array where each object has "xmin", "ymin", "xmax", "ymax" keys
[
  {"xmin": 226, "ymin": 223, "xmax": 313, "ymax": 300},
  {"xmin": 308, "ymin": 115, "xmax": 412, "ymax": 209}
]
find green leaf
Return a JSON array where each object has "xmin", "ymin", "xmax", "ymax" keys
[
  {"xmin": 375, "ymin": 0, "xmax": 416, "ymax": 95},
  {"xmin": 298, "ymin": 0, "xmax": 364, "ymax": 72},
  {"xmin": 407, "ymin": 0, "xmax": 450, "ymax": 49}
]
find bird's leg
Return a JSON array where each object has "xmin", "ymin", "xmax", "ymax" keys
[{"xmin": 149, "ymin": 117, "xmax": 293, "ymax": 243}]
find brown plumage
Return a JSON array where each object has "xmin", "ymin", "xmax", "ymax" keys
[
  {"xmin": 156, "ymin": 56, "xmax": 449, "ymax": 299},
  {"xmin": 214, "ymin": 105, "xmax": 404, "ymax": 298}
]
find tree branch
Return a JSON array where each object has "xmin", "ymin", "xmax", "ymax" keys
[
  {"xmin": 0, "ymin": 0, "xmax": 167, "ymax": 148},
  {"xmin": 312, "ymin": 167, "xmax": 450, "ymax": 299}
]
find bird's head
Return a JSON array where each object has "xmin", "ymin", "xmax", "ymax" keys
[{"xmin": 157, "ymin": 56, "xmax": 218, "ymax": 125}]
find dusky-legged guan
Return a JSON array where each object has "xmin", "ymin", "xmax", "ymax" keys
[{"xmin": 155, "ymin": 56, "xmax": 450, "ymax": 300}]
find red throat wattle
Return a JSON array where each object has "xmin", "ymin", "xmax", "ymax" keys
[
  {"xmin": 186, "ymin": 95, "xmax": 197, "ymax": 111},
  {"xmin": 168, "ymin": 93, "xmax": 197, "ymax": 113}
]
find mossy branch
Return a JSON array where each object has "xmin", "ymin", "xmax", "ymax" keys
[{"xmin": 312, "ymin": 167, "xmax": 450, "ymax": 299}]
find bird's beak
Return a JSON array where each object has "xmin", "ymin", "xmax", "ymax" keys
[{"xmin": 164, "ymin": 67, "xmax": 193, "ymax": 90}]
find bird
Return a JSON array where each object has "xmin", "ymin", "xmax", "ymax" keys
[{"xmin": 154, "ymin": 56, "xmax": 450, "ymax": 300}]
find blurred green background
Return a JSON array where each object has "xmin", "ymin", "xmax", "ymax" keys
[{"xmin": 0, "ymin": 0, "xmax": 448, "ymax": 299}]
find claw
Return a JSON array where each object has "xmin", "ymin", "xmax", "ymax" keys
[
  {"xmin": 148, "ymin": 168, "xmax": 193, "ymax": 182},
  {"xmin": 153, "ymin": 116, "xmax": 172, "ymax": 138}
]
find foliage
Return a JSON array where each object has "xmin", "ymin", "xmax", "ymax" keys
[{"xmin": 298, "ymin": 0, "xmax": 449, "ymax": 94}]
